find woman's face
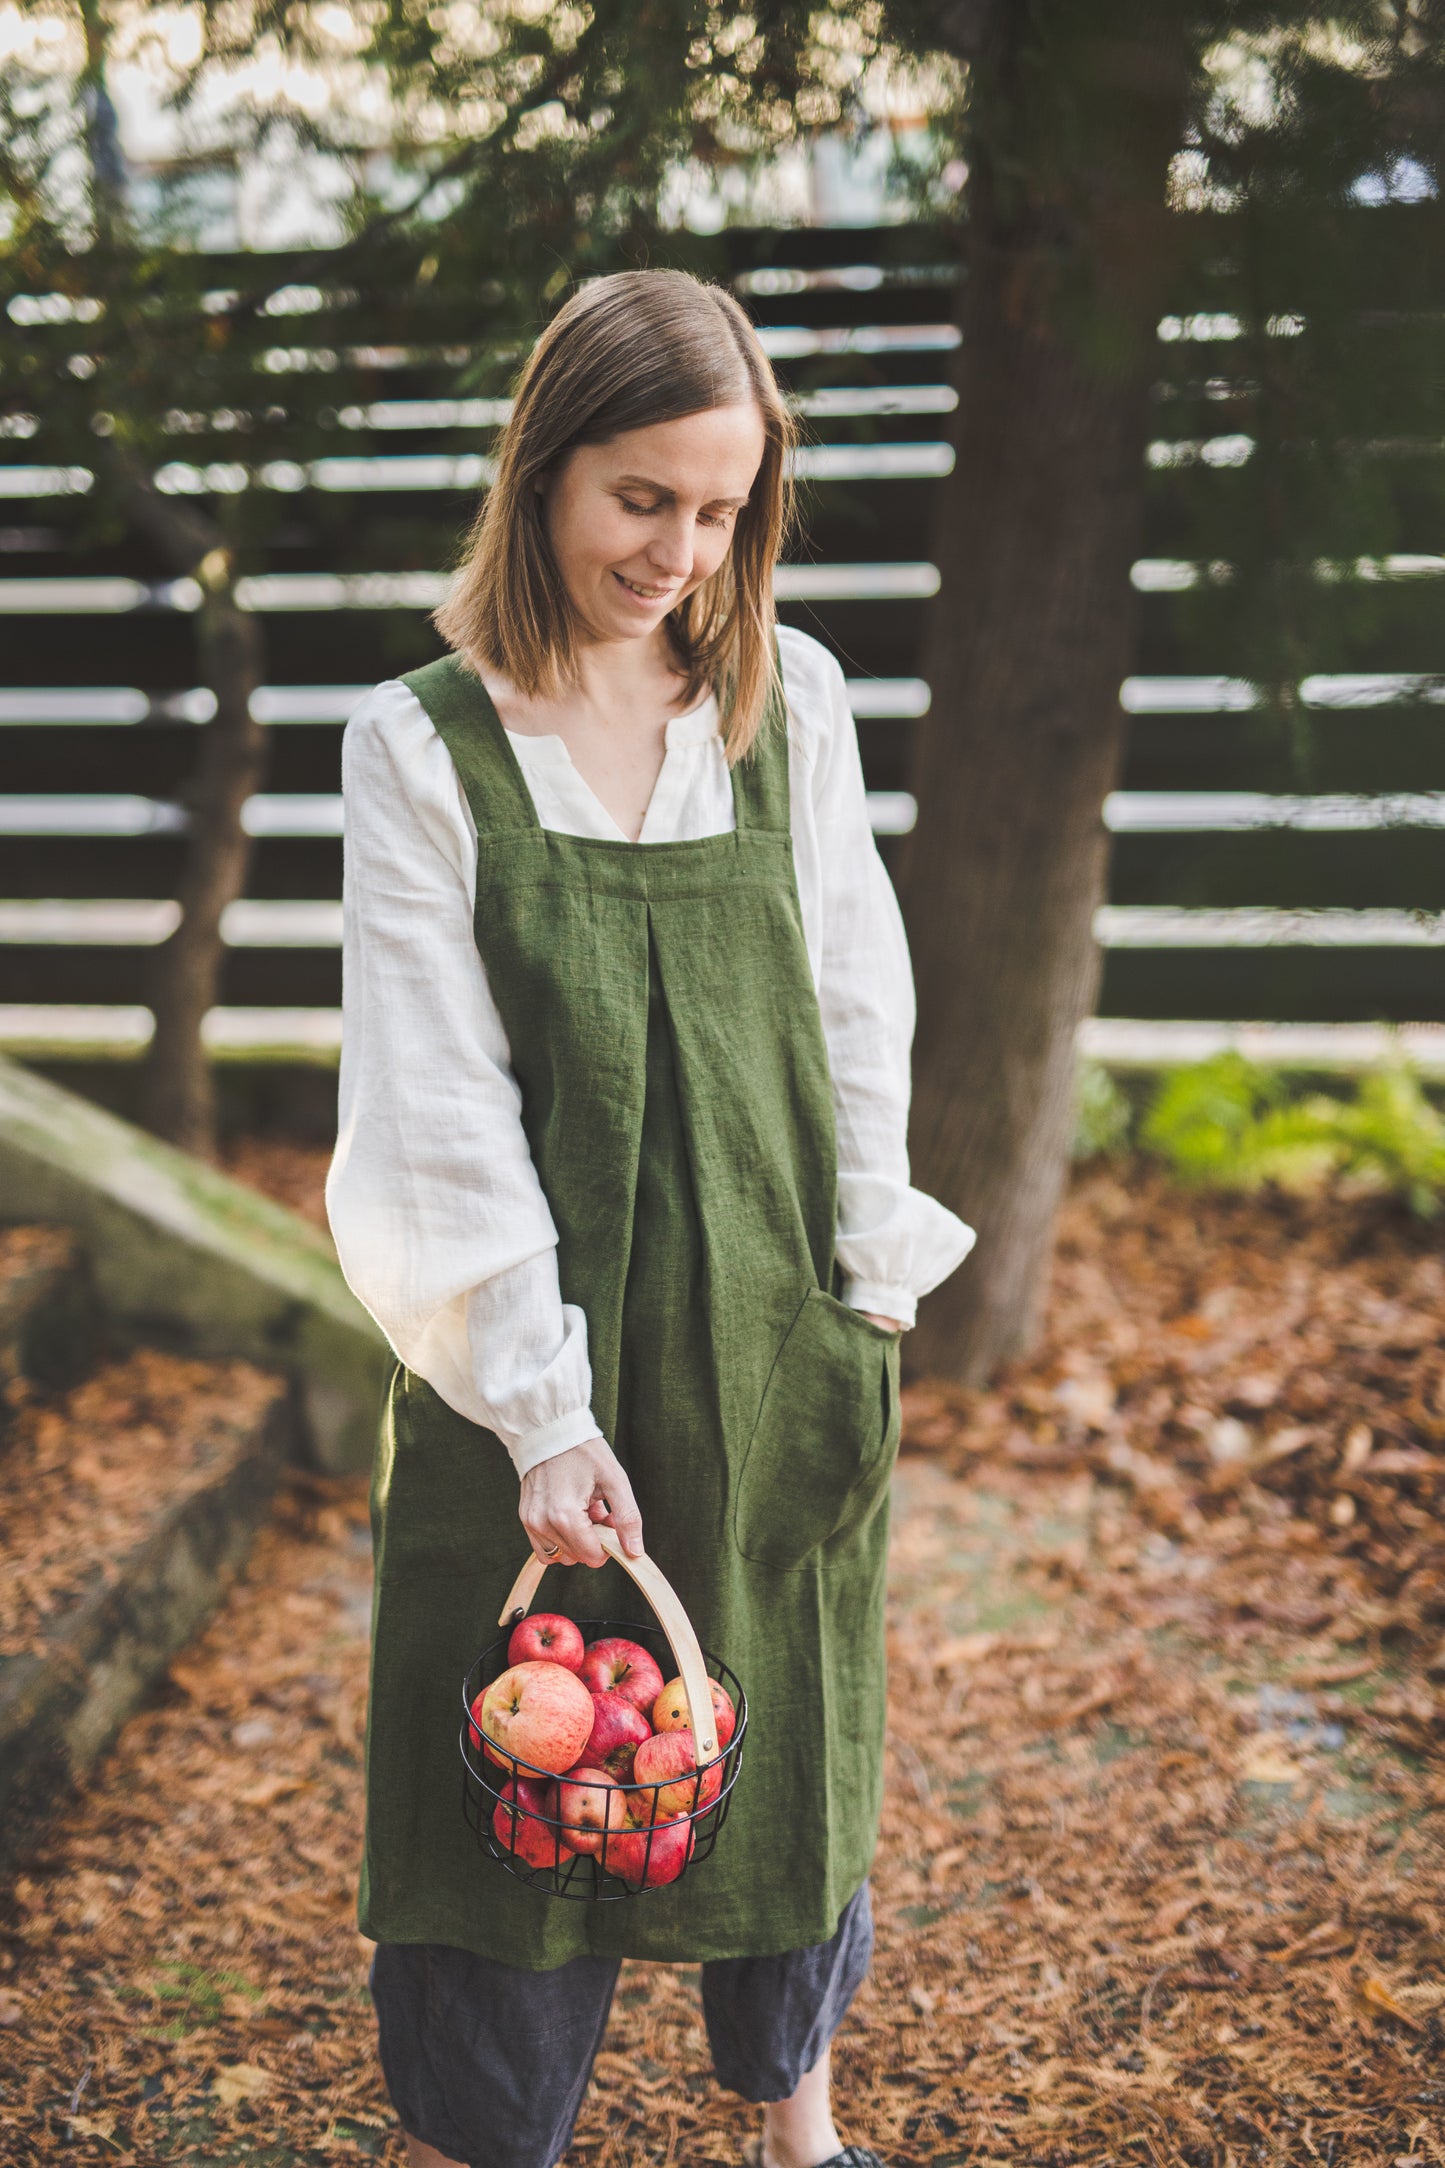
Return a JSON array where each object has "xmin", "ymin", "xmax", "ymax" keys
[{"xmin": 539, "ymin": 403, "xmax": 767, "ymax": 647}]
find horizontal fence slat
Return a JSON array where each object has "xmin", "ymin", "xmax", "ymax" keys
[
  {"xmin": 6, "ymin": 1007, "xmax": 1445, "ymax": 1075},
  {"xmin": 1081, "ymin": 1017, "xmax": 1445, "ymax": 1074}
]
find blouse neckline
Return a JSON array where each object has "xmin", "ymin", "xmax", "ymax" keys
[
  {"xmin": 500, "ymin": 692, "xmax": 723, "ymax": 844},
  {"xmin": 501, "ymin": 690, "xmax": 721, "ymax": 756}
]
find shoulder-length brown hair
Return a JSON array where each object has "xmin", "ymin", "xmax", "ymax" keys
[{"xmin": 433, "ymin": 268, "xmax": 796, "ymax": 763}]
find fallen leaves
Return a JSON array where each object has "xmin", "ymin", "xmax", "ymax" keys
[
  {"xmin": 210, "ymin": 2061, "xmax": 273, "ymax": 2109},
  {"xmin": 1036, "ymin": 1673, "xmax": 1127, "ymax": 1731},
  {"xmin": 1341, "ymin": 1421, "xmax": 1376, "ymax": 1471},
  {"xmin": 0, "ymin": 1467, "xmax": 381, "ymax": 2163},
  {"xmin": 933, "ymin": 1630, "xmax": 998, "ymax": 1667},
  {"xmin": 0, "ymin": 1348, "xmax": 285, "ymax": 1658},
  {"xmin": 3, "ymin": 1150, "xmax": 1442, "ymax": 2167},
  {"xmin": 1150, "ymin": 1890, "xmax": 1207, "ymax": 1938},
  {"xmin": 1354, "ymin": 1973, "xmax": 1424, "ymax": 2031},
  {"xmin": 235, "ymin": 1774, "xmax": 310, "ymax": 1809},
  {"xmin": 165, "ymin": 1658, "xmax": 213, "ymax": 1702},
  {"xmin": 219, "ymin": 1138, "xmax": 334, "ymax": 1228},
  {"xmin": 64, "ymin": 2112, "xmax": 117, "ymax": 2141},
  {"xmin": 903, "ymin": 1164, "xmax": 1445, "ymax": 1637},
  {"xmin": 1238, "ymin": 1737, "xmax": 1307, "ymax": 1786},
  {"xmin": 1268, "ymin": 1921, "xmax": 1358, "ymax": 1964}
]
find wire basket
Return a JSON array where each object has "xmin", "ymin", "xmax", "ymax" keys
[{"xmin": 460, "ymin": 1530, "xmax": 748, "ymax": 1900}]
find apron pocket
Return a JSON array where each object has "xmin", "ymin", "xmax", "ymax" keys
[
  {"xmin": 372, "ymin": 1367, "xmax": 526, "ymax": 1583},
  {"xmin": 734, "ymin": 1289, "xmax": 901, "ymax": 1570}
]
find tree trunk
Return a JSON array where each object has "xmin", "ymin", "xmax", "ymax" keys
[
  {"xmin": 898, "ymin": 159, "xmax": 1162, "ymax": 1383},
  {"xmin": 110, "ymin": 469, "xmax": 272, "ymax": 1159},
  {"xmin": 141, "ymin": 569, "xmax": 268, "ymax": 1155}
]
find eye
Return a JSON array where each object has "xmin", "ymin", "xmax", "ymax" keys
[
  {"xmin": 618, "ymin": 497, "xmax": 654, "ymax": 517},
  {"xmin": 698, "ymin": 510, "xmax": 733, "ymax": 530}
]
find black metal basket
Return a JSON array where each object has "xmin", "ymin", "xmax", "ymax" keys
[
  {"xmin": 460, "ymin": 1621, "xmax": 747, "ymax": 1899},
  {"xmin": 461, "ymin": 1535, "xmax": 748, "ymax": 1901}
]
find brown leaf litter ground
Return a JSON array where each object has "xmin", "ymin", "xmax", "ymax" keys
[
  {"xmin": 0, "ymin": 1339, "xmax": 285, "ymax": 1661},
  {"xmin": 1, "ymin": 1153, "xmax": 1442, "ymax": 2165}
]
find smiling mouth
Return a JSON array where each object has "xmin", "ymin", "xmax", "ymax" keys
[{"xmin": 613, "ymin": 572, "xmax": 672, "ymax": 601}]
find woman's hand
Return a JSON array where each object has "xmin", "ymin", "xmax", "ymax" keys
[
  {"xmin": 861, "ymin": 1312, "xmax": 905, "ymax": 1334},
  {"xmin": 519, "ymin": 1436, "xmax": 644, "ymax": 1569}
]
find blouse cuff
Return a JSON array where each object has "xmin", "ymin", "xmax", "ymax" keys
[
  {"xmin": 506, "ymin": 1403, "xmax": 604, "ymax": 1479},
  {"xmin": 840, "ymin": 1281, "xmax": 918, "ymax": 1329},
  {"xmin": 834, "ymin": 1174, "xmax": 977, "ymax": 1310}
]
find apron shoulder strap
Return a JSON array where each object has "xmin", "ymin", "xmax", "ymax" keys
[
  {"xmin": 405, "ymin": 642, "xmax": 793, "ymax": 840},
  {"xmin": 401, "ymin": 653, "xmax": 539, "ymax": 837},
  {"xmin": 731, "ymin": 637, "xmax": 791, "ymax": 836}
]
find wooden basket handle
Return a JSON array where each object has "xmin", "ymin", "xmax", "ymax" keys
[{"xmin": 498, "ymin": 1530, "xmax": 720, "ymax": 1761}]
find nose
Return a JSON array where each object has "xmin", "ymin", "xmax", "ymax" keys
[{"xmin": 645, "ymin": 513, "xmax": 693, "ymax": 581}]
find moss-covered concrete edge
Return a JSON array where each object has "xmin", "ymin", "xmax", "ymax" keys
[{"xmin": 0, "ymin": 1056, "xmax": 388, "ymax": 1472}]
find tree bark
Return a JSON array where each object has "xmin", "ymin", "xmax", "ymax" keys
[
  {"xmin": 75, "ymin": 14, "xmax": 262, "ymax": 1154},
  {"xmin": 112, "ymin": 472, "xmax": 270, "ymax": 1157},
  {"xmin": 140, "ymin": 569, "xmax": 268, "ymax": 1156},
  {"xmin": 899, "ymin": 147, "xmax": 1167, "ymax": 1382}
]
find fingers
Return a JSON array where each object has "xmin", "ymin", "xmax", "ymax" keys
[
  {"xmin": 561, "ymin": 1511, "xmax": 608, "ymax": 1570},
  {"xmin": 595, "ymin": 1469, "xmax": 645, "ymax": 1559},
  {"xmin": 516, "ymin": 1436, "xmax": 641, "ymax": 1571},
  {"xmin": 521, "ymin": 1502, "xmax": 607, "ymax": 1571},
  {"xmin": 524, "ymin": 1523, "xmax": 565, "ymax": 1567}
]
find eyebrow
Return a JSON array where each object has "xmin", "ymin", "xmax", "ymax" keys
[{"xmin": 613, "ymin": 473, "xmax": 750, "ymax": 510}]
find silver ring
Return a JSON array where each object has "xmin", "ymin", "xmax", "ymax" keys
[{"xmin": 542, "ymin": 1541, "xmax": 561, "ymax": 1558}]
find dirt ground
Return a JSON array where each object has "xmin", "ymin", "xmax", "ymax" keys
[{"xmin": 1, "ymin": 1154, "xmax": 1441, "ymax": 2166}]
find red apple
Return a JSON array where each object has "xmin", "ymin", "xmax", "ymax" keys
[
  {"xmin": 507, "ymin": 1611, "xmax": 586, "ymax": 1672},
  {"xmin": 476, "ymin": 1660, "xmax": 594, "ymax": 1776},
  {"xmin": 608, "ymin": 1816, "xmax": 695, "ymax": 1891},
  {"xmin": 651, "ymin": 1675, "xmax": 736, "ymax": 1752},
  {"xmin": 555, "ymin": 1766, "xmax": 632, "ymax": 1862},
  {"xmin": 578, "ymin": 1636, "xmax": 665, "ymax": 1714},
  {"xmin": 632, "ymin": 1728, "xmax": 722, "ymax": 1823},
  {"xmin": 467, "ymin": 1688, "xmax": 518, "ymax": 1767},
  {"xmin": 583, "ymin": 1689, "xmax": 652, "ymax": 1781},
  {"xmin": 492, "ymin": 1776, "xmax": 574, "ymax": 1871}
]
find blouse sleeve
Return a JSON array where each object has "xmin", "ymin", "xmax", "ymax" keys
[
  {"xmin": 790, "ymin": 636, "xmax": 977, "ymax": 1327},
  {"xmin": 324, "ymin": 680, "xmax": 601, "ymax": 1476}
]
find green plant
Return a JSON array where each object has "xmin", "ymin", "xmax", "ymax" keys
[
  {"xmin": 1141, "ymin": 1053, "xmax": 1445, "ymax": 1215},
  {"xmin": 117, "ymin": 1962, "xmax": 262, "ymax": 2038},
  {"xmin": 1072, "ymin": 1060, "xmax": 1133, "ymax": 1160},
  {"xmin": 1315, "ymin": 1066, "xmax": 1445, "ymax": 1219}
]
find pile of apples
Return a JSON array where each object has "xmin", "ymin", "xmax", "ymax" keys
[{"xmin": 470, "ymin": 1613, "xmax": 737, "ymax": 1891}]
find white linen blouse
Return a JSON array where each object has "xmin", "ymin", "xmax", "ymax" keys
[{"xmin": 325, "ymin": 624, "xmax": 975, "ymax": 1477}]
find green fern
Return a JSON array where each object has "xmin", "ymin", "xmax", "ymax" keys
[
  {"xmin": 1140, "ymin": 1052, "xmax": 1289, "ymax": 1184},
  {"xmin": 1072, "ymin": 1060, "xmax": 1133, "ymax": 1160},
  {"xmin": 1309, "ymin": 1067, "xmax": 1445, "ymax": 1218},
  {"xmin": 1141, "ymin": 1053, "xmax": 1445, "ymax": 1214}
]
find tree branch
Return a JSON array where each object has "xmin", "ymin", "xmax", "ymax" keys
[{"xmin": 97, "ymin": 444, "xmax": 224, "ymax": 575}]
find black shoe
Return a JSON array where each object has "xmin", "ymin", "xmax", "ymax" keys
[{"xmin": 743, "ymin": 2147, "xmax": 888, "ymax": 2168}]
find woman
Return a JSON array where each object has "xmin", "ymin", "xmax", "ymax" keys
[{"xmin": 327, "ymin": 268, "xmax": 974, "ymax": 2168}]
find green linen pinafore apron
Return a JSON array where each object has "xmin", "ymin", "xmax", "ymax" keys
[{"xmin": 359, "ymin": 652, "xmax": 902, "ymax": 1969}]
